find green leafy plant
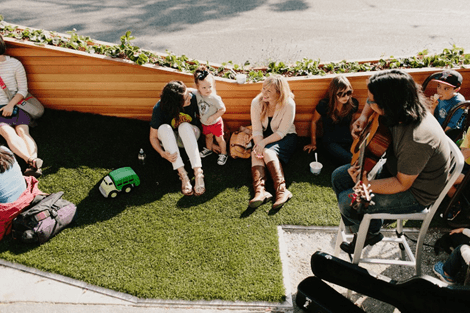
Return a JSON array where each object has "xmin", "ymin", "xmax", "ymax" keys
[{"xmin": 1, "ymin": 15, "xmax": 469, "ymax": 83}]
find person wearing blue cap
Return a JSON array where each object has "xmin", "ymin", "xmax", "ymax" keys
[{"xmin": 431, "ymin": 70, "xmax": 466, "ymax": 140}]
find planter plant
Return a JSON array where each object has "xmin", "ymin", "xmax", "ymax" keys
[{"xmin": 1, "ymin": 15, "xmax": 470, "ymax": 83}]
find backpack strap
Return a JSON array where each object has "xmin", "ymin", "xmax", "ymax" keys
[
  {"xmin": 22, "ymin": 192, "xmax": 64, "ymax": 220},
  {"xmin": 0, "ymin": 76, "xmax": 14, "ymax": 100}
]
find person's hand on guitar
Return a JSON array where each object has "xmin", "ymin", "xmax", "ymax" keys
[
  {"xmin": 347, "ymin": 161, "xmax": 369, "ymax": 185},
  {"xmin": 348, "ymin": 161, "xmax": 374, "ymax": 213},
  {"xmin": 350, "ymin": 179, "xmax": 374, "ymax": 214},
  {"xmin": 351, "ymin": 115, "xmax": 369, "ymax": 140}
]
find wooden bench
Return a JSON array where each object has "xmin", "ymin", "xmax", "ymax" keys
[{"xmin": 5, "ymin": 37, "xmax": 470, "ymax": 137}]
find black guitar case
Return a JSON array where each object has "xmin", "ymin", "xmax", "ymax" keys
[
  {"xmin": 296, "ymin": 276, "xmax": 365, "ymax": 313},
  {"xmin": 304, "ymin": 251, "xmax": 470, "ymax": 313}
]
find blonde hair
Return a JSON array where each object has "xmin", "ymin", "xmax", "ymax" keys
[
  {"xmin": 258, "ymin": 75, "xmax": 294, "ymax": 120},
  {"xmin": 326, "ymin": 76, "xmax": 356, "ymax": 123}
]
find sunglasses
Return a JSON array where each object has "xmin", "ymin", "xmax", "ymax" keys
[{"xmin": 337, "ymin": 90, "xmax": 352, "ymax": 98}]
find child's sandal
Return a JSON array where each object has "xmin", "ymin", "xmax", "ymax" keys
[
  {"xmin": 178, "ymin": 169, "xmax": 193, "ymax": 196},
  {"xmin": 194, "ymin": 169, "xmax": 205, "ymax": 196}
]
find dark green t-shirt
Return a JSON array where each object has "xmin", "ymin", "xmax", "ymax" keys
[{"xmin": 385, "ymin": 112, "xmax": 450, "ymax": 206}]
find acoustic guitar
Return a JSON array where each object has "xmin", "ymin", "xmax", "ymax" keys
[
  {"xmin": 350, "ymin": 112, "xmax": 391, "ymax": 174},
  {"xmin": 349, "ymin": 136, "xmax": 374, "ymax": 213},
  {"xmin": 348, "ymin": 113, "xmax": 391, "ymax": 212}
]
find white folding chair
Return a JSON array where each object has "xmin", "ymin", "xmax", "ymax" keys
[{"xmin": 334, "ymin": 136, "xmax": 464, "ymax": 276}]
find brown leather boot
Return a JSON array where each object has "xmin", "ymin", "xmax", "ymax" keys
[
  {"xmin": 266, "ymin": 160, "xmax": 292, "ymax": 210},
  {"xmin": 249, "ymin": 166, "xmax": 272, "ymax": 208}
]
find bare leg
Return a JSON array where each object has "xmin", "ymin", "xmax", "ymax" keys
[
  {"xmin": 215, "ymin": 135, "xmax": 227, "ymax": 155},
  {"xmin": 0, "ymin": 124, "xmax": 32, "ymax": 163},
  {"xmin": 251, "ymin": 148, "xmax": 277, "ymax": 167},
  {"xmin": 15, "ymin": 125, "xmax": 38, "ymax": 159},
  {"xmin": 205, "ymin": 133, "xmax": 214, "ymax": 151}
]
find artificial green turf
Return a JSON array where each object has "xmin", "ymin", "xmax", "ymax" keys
[{"xmin": 0, "ymin": 109, "xmax": 344, "ymax": 302}]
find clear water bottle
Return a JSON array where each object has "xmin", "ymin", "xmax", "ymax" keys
[{"xmin": 138, "ymin": 148, "xmax": 146, "ymax": 165}]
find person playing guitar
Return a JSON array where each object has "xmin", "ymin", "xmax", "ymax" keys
[{"xmin": 332, "ymin": 70, "xmax": 453, "ymax": 254}]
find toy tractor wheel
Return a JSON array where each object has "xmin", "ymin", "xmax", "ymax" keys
[
  {"xmin": 123, "ymin": 185, "xmax": 133, "ymax": 193},
  {"xmin": 109, "ymin": 191, "xmax": 118, "ymax": 198}
]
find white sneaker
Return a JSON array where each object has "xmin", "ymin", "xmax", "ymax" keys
[
  {"xmin": 217, "ymin": 154, "xmax": 228, "ymax": 165},
  {"xmin": 200, "ymin": 147, "xmax": 213, "ymax": 158}
]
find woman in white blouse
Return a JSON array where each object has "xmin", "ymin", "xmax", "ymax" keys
[
  {"xmin": 0, "ymin": 35, "xmax": 42, "ymax": 178},
  {"xmin": 250, "ymin": 75, "xmax": 297, "ymax": 210}
]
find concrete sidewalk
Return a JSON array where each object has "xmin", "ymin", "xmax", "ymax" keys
[{"xmin": 0, "ymin": 258, "xmax": 290, "ymax": 313}]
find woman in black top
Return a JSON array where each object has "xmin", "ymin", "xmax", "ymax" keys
[{"xmin": 304, "ymin": 75, "xmax": 358, "ymax": 166}]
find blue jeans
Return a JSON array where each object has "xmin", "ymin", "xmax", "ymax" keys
[
  {"xmin": 331, "ymin": 164, "xmax": 426, "ymax": 234},
  {"xmin": 322, "ymin": 141, "xmax": 352, "ymax": 166},
  {"xmin": 444, "ymin": 244, "xmax": 469, "ymax": 281}
]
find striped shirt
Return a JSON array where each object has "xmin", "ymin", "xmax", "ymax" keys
[{"xmin": 0, "ymin": 56, "xmax": 28, "ymax": 106}]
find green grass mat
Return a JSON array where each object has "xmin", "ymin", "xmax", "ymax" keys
[{"xmin": 0, "ymin": 109, "xmax": 343, "ymax": 302}]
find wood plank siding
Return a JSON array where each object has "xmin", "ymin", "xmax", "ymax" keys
[{"xmin": 6, "ymin": 37, "xmax": 470, "ymax": 137}]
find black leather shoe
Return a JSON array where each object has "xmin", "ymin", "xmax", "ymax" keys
[{"xmin": 340, "ymin": 233, "xmax": 384, "ymax": 254}]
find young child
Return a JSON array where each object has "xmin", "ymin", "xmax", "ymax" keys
[
  {"xmin": 432, "ymin": 70, "xmax": 466, "ymax": 140},
  {"xmin": 191, "ymin": 66, "xmax": 228, "ymax": 166},
  {"xmin": 434, "ymin": 228, "xmax": 470, "ymax": 285}
]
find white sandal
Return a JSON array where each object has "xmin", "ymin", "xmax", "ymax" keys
[
  {"xmin": 178, "ymin": 169, "xmax": 193, "ymax": 196},
  {"xmin": 194, "ymin": 169, "xmax": 205, "ymax": 196}
]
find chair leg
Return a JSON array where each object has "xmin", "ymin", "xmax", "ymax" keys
[
  {"xmin": 396, "ymin": 219, "xmax": 406, "ymax": 260},
  {"xmin": 334, "ymin": 220, "xmax": 345, "ymax": 257},
  {"xmin": 415, "ymin": 218, "xmax": 433, "ymax": 276},
  {"xmin": 352, "ymin": 217, "xmax": 372, "ymax": 265}
]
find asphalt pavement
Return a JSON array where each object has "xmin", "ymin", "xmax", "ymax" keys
[{"xmin": 2, "ymin": 0, "xmax": 470, "ymax": 65}]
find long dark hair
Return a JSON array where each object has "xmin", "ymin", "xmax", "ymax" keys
[
  {"xmin": 326, "ymin": 76, "xmax": 356, "ymax": 123},
  {"xmin": 0, "ymin": 146, "xmax": 15, "ymax": 173},
  {"xmin": 160, "ymin": 81, "xmax": 187, "ymax": 121},
  {"xmin": 367, "ymin": 70, "xmax": 428, "ymax": 126}
]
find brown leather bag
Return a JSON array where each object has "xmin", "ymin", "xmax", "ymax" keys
[{"xmin": 229, "ymin": 126, "xmax": 253, "ymax": 159}]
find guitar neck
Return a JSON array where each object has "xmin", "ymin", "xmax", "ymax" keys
[{"xmin": 350, "ymin": 112, "xmax": 391, "ymax": 175}]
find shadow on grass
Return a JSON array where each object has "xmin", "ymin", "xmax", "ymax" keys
[
  {"xmin": 7, "ymin": 109, "xmax": 337, "ymax": 225},
  {"xmin": 0, "ymin": 109, "xmax": 341, "ymax": 302}
]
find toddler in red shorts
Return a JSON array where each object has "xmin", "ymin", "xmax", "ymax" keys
[{"xmin": 190, "ymin": 66, "xmax": 228, "ymax": 165}]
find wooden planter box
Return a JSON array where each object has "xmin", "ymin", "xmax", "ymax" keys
[{"xmin": 5, "ymin": 37, "xmax": 470, "ymax": 137}]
